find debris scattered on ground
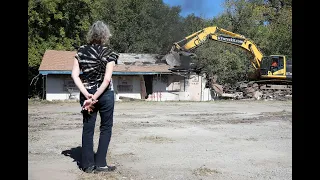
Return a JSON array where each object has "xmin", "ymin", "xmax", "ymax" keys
[{"xmin": 218, "ymin": 81, "xmax": 292, "ymax": 100}]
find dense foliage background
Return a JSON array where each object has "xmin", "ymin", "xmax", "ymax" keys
[{"xmin": 28, "ymin": 0, "xmax": 291, "ymax": 97}]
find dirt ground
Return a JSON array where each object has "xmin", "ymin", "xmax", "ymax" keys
[{"xmin": 28, "ymin": 100, "xmax": 292, "ymax": 180}]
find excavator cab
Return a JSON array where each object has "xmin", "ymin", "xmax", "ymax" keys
[{"xmin": 260, "ymin": 55, "xmax": 289, "ymax": 80}]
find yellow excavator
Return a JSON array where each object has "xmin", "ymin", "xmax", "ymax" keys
[{"xmin": 164, "ymin": 26, "xmax": 292, "ymax": 87}]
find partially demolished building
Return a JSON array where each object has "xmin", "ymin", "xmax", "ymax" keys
[{"xmin": 38, "ymin": 50, "xmax": 212, "ymax": 101}]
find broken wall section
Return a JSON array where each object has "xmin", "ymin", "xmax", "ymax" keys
[{"xmin": 147, "ymin": 73, "xmax": 212, "ymax": 101}]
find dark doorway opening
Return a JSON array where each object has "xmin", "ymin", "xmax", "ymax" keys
[{"xmin": 143, "ymin": 75, "xmax": 153, "ymax": 99}]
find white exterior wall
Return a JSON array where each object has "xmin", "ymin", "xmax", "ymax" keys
[
  {"xmin": 45, "ymin": 74, "xmax": 212, "ymax": 101},
  {"xmin": 201, "ymin": 88, "xmax": 212, "ymax": 101},
  {"xmin": 46, "ymin": 75, "xmax": 80, "ymax": 101},
  {"xmin": 45, "ymin": 74, "xmax": 142, "ymax": 101},
  {"xmin": 112, "ymin": 76, "xmax": 142, "ymax": 100},
  {"xmin": 149, "ymin": 75, "xmax": 187, "ymax": 101},
  {"xmin": 185, "ymin": 74, "xmax": 212, "ymax": 101},
  {"xmin": 148, "ymin": 74, "xmax": 212, "ymax": 101}
]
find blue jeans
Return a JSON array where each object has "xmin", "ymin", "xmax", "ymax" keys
[{"xmin": 79, "ymin": 89, "xmax": 115, "ymax": 169}]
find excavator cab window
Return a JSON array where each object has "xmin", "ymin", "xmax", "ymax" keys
[
  {"xmin": 270, "ymin": 58, "xmax": 278, "ymax": 72},
  {"xmin": 260, "ymin": 57, "xmax": 271, "ymax": 75},
  {"xmin": 286, "ymin": 57, "xmax": 292, "ymax": 79},
  {"xmin": 270, "ymin": 56, "xmax": 284, "ymax": 73},
  {"xmin": 278, "ymin": 56, "xmax": 284, "ymax": 69},
  {"xmin": 260, "ymin": 56, "xmax": 284, "ymax": 75}
]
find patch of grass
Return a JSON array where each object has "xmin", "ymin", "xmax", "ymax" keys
[
  {"xmin": 229, "ymin": 137, "xmax": 239, "ymax": 141},
  {"xmin": 77, "ymin": 150, "xmax": 123, "ymax": 180},
  {"xmin": 28, "ymin": 134, "xmax": 40, "ymax": 142},
  {"xmin": 28, "ymin": 99, "xmax": 79, "ymax": 105},
  {"xmin": 245, "ymin": 137, "xmax": 258, "ymax": 141},
  {"xmin": 28, "ymin": 99, "xmax": 60, "ymax": 105},
  {"xmin": 115, "ymin": 113, "xmax": 155, "ymax": 119},
  {"xmin": 139, "ymin": 136, "xmax": 174, "ymax": 143},
  {"xmin": 261, "ymin": 110, "xmax": 291, "ymax": 116},
  {"xmin": 78, "ymin": 172, "xmax": 121, "ymax": 180},
  {"xmin": 115, "ymin": 152, "xmax": 135, "ymax": 157},
  {"xmin": 58, "ymin": 112, "xmax": 80, "ymax": 116},
  {"xmin": 192, "ymin": 165, "xmax": 221, "ymax": 176},
  {"xmin": 115, "ymin": 100, "xmax": 241, "ymax": 106},
  {"xmin": 227, "ymin": 119, "xmax": 257, "ymax": 124}
]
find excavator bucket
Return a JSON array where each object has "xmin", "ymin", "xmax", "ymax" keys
[
  {"xmin": 164, "ymin": 51, "xmax": 181, "ymax": 67},
  {"xmin": 164, "ymin": 50, "xmax": 196, "ymax": 68}
]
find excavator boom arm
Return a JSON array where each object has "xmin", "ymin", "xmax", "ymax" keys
[{"xmin": 168, "ymin": 26, "xmax": 264, "ymax": 69}]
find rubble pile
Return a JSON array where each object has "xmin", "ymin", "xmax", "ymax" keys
[{"xmin": 220, "ymin": 81, "xmax": 292, "ymax": 100}]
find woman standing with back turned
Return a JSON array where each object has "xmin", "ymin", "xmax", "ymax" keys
[{"xmin": 71, "ymin": 20, "xmax": 119, "ymax": 173}]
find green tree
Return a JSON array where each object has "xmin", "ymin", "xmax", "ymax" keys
[
  {"xmin": 263, "ymin": 0, "xmax": 292, "ymax": 56},
  {"xmin": 28, "ymin": 0, "xmax": 99, "ymax": 97},
  {"xmin": 28, "ymin": 0, "xmax": 292, "ymax": 96},
  {"xmin": 223, "ymin": 0, "xmax": 292, "ymax": 56},
  {"xmin": 28, "ymin": 0, "xmax": 184, "ymax": 97},
  {"xmin": 187, "ymin": 0, "xmax": 291, "ymax": 84},
  {"xmin": 28, "ymin": 0, "xmax": 96, "ymax": 67},
  {"xmin": 96, "ymin": 0, "xmax": 183, "ymax": 54}
]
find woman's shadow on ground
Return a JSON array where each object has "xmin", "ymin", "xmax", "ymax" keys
[{"xmin": 61, "ymin": 146, "xmax": 82, "ymax": 170}]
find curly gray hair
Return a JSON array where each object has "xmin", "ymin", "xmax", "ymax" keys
[{"xmin": 86, "ymin": 21, "xmax": 112, "ymax": 45}]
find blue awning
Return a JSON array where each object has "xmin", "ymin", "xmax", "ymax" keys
[{"xmin": 39, "ymin": 70, "xmax": 172, "ymax": 75}]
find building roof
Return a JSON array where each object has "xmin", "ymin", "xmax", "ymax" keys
[
  {"xmin": 39, "ymin": 50, "xmax": 172, "ymax": 75},
  {"xmin": 39, "ymin": 50, "xmax": 75, "ymax": 71},
  {"xmin": 117, "ymin": 53, "xmax": 160, "ymax": 64}
]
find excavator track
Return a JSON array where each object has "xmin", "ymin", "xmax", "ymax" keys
[{"xmin": 246, "ymin": 79, "xmax": 292, "ymax": 91}]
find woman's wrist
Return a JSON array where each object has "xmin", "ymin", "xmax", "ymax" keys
[{"xmin": 84, "ymin": 92, "xmax": 91, "ymax": 99}]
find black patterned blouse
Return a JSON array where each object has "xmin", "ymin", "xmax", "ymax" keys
[{"xmin": 75, "ymin": 44, "xmax": 119, "ymax": 90}]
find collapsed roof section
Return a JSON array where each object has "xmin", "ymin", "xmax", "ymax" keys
[{"xmin": 38, "ymin": 50, "xmax": 173, "ymax": 75}]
